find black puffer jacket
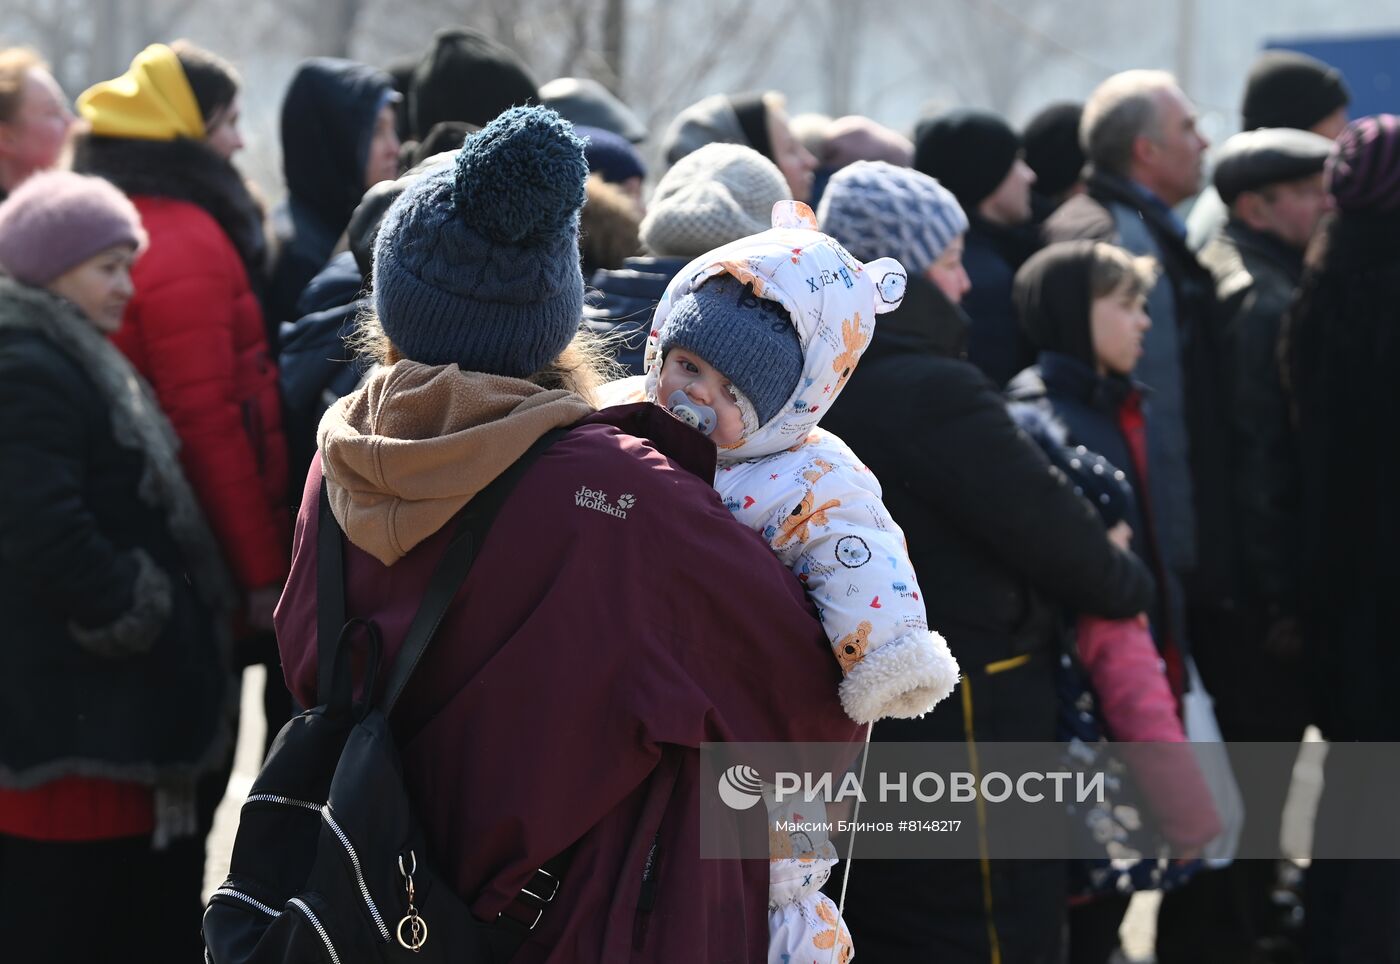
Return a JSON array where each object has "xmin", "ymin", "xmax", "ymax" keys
[
  {"xmin": 820, "ymin": 275, "xmax": 1154, "ymax": 728},
  {"xmin": 0, "ymin": 281, "xmax": 237, "ymax": 785},
  {"xmin": 584, "ymin": 256, "xmax": 689, "ymax": 375},
  {"xmin": 961, "ymin": 214, "xmax": 1040, "ymax": 388}
]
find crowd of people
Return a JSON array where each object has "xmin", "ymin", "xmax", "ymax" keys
[{"xmin": 0, "ymin": 25, "xmax": 1396, "ymax": 964}]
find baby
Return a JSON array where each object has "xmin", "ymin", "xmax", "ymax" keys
[{"xmin": 608, "ymin": 201, "xmax": 960, "ymax": 961}]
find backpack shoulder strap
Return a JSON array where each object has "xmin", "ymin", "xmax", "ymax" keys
[
  {"xmin": 379, "ymin": 426, "xmax": 571, "ymax": 715},
  {"xmin": 315, "ymin": 478, "xmax": 347, "ymax": 706}
]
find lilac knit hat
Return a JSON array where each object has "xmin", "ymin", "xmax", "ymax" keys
[
  {"xmin": 1326, "ymin": 114, "xmax": 1400, "ymax": 214},
  {"xmin": 0, "ymin": 171, "xmax": 147, "ymax": 286}
]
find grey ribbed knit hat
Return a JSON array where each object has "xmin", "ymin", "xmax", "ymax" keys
[
  {"xmin": 639, "ymin": 143, "xmax": 791, "ymax": 258},
  {"xmin": 817, "ymin": 160, "xmax": 969, "ymax": 275}
]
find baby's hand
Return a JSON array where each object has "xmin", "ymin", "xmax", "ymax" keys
[{"xmin": 1107, "ymin": 520, "xmax": 1133, "ymax": 551}]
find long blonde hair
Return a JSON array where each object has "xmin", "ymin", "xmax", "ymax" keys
[{"xmin": 349, "ymin": 307, "xmax": 624, "ymax": 405}]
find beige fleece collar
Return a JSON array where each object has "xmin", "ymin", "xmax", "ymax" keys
[{"xmin": 318, "ymin": 360, "xmax": 593, "ymax": 565}]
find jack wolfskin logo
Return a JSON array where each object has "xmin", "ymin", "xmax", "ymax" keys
[{"xmin": 576, "ymin": 486, "xmax": 634, "ymax": 519}]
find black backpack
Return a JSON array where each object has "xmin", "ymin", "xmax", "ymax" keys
[{"xmin": 204, "ymin": 430, "xmax": 570, "ymax": 963}]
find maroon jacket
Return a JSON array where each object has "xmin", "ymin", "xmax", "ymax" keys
[{"xmin": 276, "ymin": 404, "xmax": 862, "ymax": 962}]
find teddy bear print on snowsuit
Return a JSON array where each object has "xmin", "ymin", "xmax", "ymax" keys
[
  {"xmin": 774, "ymin": 489, "xmax": 842, "ymax": 549},
  {"xmin": 831, "ymin": 314, "xmax": 868, "ymax": 394},
  {"xmin": 803, "ymin": 458, "xmax": 836, "ymax": 486},
  {"xmin": 716, "ymin": 260, "xmax": 771, "ymax": 299},
  {"xmin": 813, "ymin": 900, "xmax": 854, "ymax": 963},
  {"xmin": 834, "ymin": 620, "xmax": 873, "ymax": 674}
]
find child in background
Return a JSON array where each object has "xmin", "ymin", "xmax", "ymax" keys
[
  {"xmin": 1008, "ymin": 240, "xmax": 1187, "ymax": 694},
  {"xmin": 1007, "ymin": 240, "xmax": 1223, "ymax": 958},
  {"xmin": 607, "ymin": 200, "xmax": 960, "ymax": 962}
]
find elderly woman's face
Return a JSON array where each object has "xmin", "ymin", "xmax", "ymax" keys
[{"xmin": 46, "ymin": 244, "xmax": 137, "ymax": 333}]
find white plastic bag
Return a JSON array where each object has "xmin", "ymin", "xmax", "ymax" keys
[{"xmin": 1181, "ymin": 655, "xmax": 1246, "ymax": 867}]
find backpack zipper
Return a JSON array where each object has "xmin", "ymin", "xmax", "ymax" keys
[
  {"xmin": 288, "ymin": 897, "xmax": 342, "ymax": 964},
  {"xmin": 321, "ymin": 805, "xmax": 391, "ymax": 941},
  {"xmin": 211, "ymin": 886, "xmax": 282, "ymax": 918},
  {"xmin": 639, "ymin": 834, "xmax": 660, "ymax": 910},
  {"xmin": 245, "ymin": 792, "xmax": 322, "ymax": 812}
]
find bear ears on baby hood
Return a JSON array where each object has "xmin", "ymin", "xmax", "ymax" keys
[
  {"xmin": 770, "ymin": 200, "xmax": 908, "ymax": 314},
  {"xmin": 868, "ymin": 259, "xmax": 907, "ymax": 313}
]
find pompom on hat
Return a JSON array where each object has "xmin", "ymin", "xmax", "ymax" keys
[{"xmin": 371, "ymin": 105, "xmax": 589, "ymax": 377}]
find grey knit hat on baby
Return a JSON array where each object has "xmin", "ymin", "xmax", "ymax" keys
[{"xmin": 658, "ymin": 271, "xmax": 803, "ymax": 428}]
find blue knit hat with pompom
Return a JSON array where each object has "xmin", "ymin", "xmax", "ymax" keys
[{"xmin": 372, "ymin": 105, "xmax": 588, "ymax": 377}]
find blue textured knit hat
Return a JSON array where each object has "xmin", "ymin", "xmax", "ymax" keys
[
  {"xmin": 817, "ymin": 161, "xmax": 968, "ymax": 275},
  {"xmin": 575, "ymin": 125, "xmax": 646, "ymax": 184},
  {"xmin": 372, "ymin": 105, "xmax": 588, "ymax": 377},
  {"xmin": 659, "ymin": 272, "xmax": 803, "ymax": 426}
]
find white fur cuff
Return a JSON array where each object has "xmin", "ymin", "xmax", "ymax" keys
[{"xmin": 838, "ymin": 629, "xmax": 960, "ymax": 724}]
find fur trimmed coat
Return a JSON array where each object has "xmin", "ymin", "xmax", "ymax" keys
[
  {"xmin": 73, "ymin": 134, "xmax": 291, "ymax": 592},
  {"xmin": 0, "ymin": 279, "xmax": 237, "ymax": 787}
]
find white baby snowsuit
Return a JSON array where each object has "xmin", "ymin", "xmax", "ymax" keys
[{"xmin": 603, "ymin": 201, "xmax": 962, "ymax": 963}]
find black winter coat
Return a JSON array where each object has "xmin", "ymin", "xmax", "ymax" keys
[
  {"xmin": 1199, "ymin": 220, "xmax": 1304, "ymax": 608},
  {"xmin": 820, "ymin": 275, "xmax": 1155, "ymax": 741},
  {"xmin": 1007, "ymin": 355, "xmax": 1153, "ymax": 563},
  {"xmin": 1007, "ymin": 353, "xmax": 1183, "ymax": 668},
  {"xmin": 0, "ymin": 281, "xmax": 237, "ymax": 786},
  {"xmin": 583, "ymin": 256, "xmax": 689, "ymax": 376},
  {"xmin": 1284, "ymin": 213, "xmax": 1400, "ymax": 740},
  {"xmin": 961, "ymin": 215, "xmax": 1040, "ymax": 389},
  {"xmin": 826, "ymin": 274, "xmax": 1152, "ymax": 964}
]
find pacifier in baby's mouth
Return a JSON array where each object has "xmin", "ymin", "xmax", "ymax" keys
[{"xmin": 667, "ymin": 390, "xmax": 717, "ymax": 436}]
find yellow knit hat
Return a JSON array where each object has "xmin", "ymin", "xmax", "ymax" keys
[{"xmin": 77, "ymin": 44, "xmax": 205, "ymax": 141}]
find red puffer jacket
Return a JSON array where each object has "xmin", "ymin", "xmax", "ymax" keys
[{"xmin": 112, "ymin": 196, "xmax": 289, "ymax": 590}]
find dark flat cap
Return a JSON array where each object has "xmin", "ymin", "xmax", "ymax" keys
[{"xmin": 1214, "ymin": 127, "xmax": 1334, "ymax": 205}]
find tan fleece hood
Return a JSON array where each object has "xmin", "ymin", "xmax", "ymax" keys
[{"xmin": 317, "ymin": 360, "xmax": 593, "ymax": 565}]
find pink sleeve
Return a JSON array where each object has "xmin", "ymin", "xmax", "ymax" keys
[
  {"xmin": 1076, "ymin": 614, "xmax": 1182, "ymax": 743},
  {"xmin": 1076, "ymin": 615, "xmax": 1223, "ymax": 849}
]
